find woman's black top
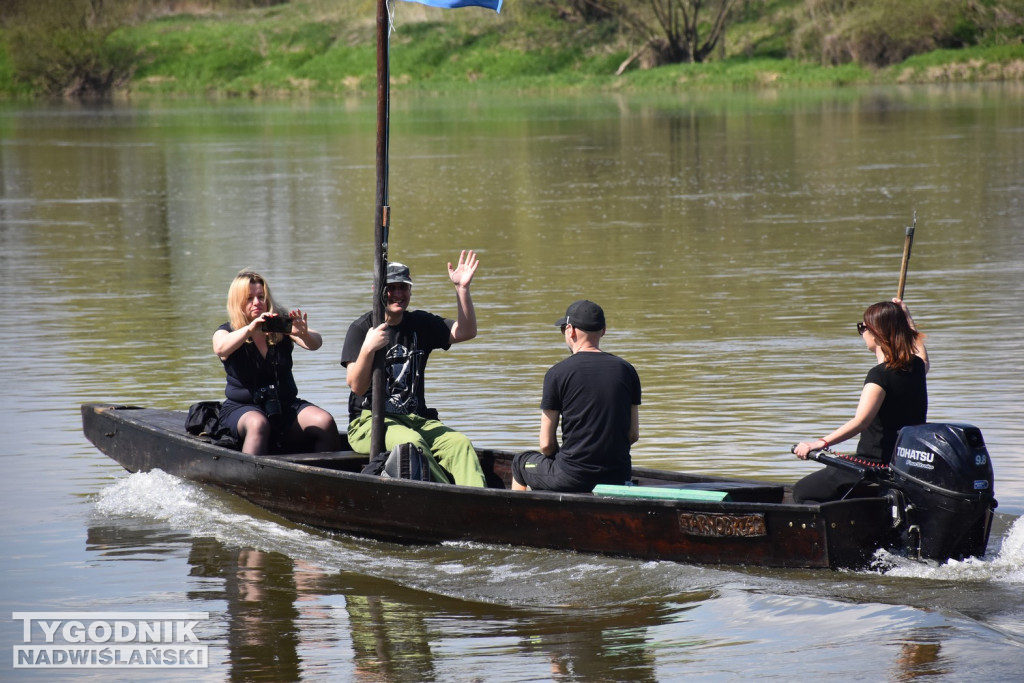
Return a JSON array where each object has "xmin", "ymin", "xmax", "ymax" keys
[
  {"xmin": 217, "ymin": 322, "xmax": 299, "ymax": 407},
  {"xmin": 857, "ymin": 355, "xmax": 928, "ymax": 464}
]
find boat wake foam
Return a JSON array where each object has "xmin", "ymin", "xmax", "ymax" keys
[
  {"xmin": 870, "ymin": 515, "xmax": 1024, "ymax": 582},
  {"xmin": 92, "ymin": 469, "xmax": 365, "ymax": 571}
]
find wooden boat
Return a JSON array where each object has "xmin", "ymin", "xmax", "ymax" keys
[{"xmin": 81, "ymin": 403, "xmax": 997, "ymax": 570}]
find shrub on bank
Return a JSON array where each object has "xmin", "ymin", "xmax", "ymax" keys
[
  {"xmin": 790, "ymin": 0, "xmax": 1024, "ymax": 67},
  {"xmin": 2, "ymin": 0, "xmax": 136, "ymax": 99}
]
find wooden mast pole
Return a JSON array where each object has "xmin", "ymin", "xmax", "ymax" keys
[
  {"xmin": 896, "ymin": 211, "xmax": 916, "ymax": 300},
  {"xmin": 370, "ymin": 0, "xmax": 391, "ymax": 458}
]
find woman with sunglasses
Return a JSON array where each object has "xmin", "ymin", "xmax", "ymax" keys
[{"xmin": 791, "ymin": 298, "xmax": 929, "ymax": 503}]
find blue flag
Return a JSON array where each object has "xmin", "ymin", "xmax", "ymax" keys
[{"xmin": 400, "ymin": 0, "xmax": 502, "ymax": 11}]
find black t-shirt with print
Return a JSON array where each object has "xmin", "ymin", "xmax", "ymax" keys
[{"xmin": 340, "ymin": 310, "xmax": 453, "ymax": 424}]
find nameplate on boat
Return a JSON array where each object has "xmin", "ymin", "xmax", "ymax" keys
[{"xmin": 678, "ymin": 512, "xmax": 767, "ymax": 538}]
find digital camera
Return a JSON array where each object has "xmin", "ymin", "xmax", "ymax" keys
[
  {"xmin": 261, "ymin": 316, "xmax": 292, "ymax": 334},
  {"xmin": 253, "ymin": 385, "xmax": 282, "ymax": 419}
]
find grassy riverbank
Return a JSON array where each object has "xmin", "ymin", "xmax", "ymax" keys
[{"xmin": 1, "ymin": 1, "xmax": 1022, "ymax": 99}]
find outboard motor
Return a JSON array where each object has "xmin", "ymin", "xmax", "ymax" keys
[{"xmin": 889, "ymin": 423, "xmax": 996, "ymax": 562}]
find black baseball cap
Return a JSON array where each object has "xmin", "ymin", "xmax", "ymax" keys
[
  {"xmin": 555, "ymin": 300, "xmax": 605, "ymax": 332},
  {"xmin": 386, "ymin": 262, "xmax": 413, "ymax": 285}
]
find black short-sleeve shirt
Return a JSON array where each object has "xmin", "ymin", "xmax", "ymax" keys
[
  {"xmin": 858, "ymin": 355, "xmax": 928, "ymax": 463},
  {"xmin": 542, "ymin": 351, "xmax": 642, "ymax": 485}
]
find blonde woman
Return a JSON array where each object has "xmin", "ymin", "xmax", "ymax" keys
[{"xmin": 212, "ymin": 269, "xmax": 341, "ymax": 455}]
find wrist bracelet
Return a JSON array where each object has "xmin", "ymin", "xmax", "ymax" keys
[{"xmin": 820, "ymin": 438, "xmax": 830, "ymax": 448}]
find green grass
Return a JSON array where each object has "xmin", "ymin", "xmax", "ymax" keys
[
  {"xmin": 108, "ymin": 10, "xmax": 344, "ymax": 96},
  {"xmin": 1, "ymin": 1, "xmax": 1022, "ymax": 99}
]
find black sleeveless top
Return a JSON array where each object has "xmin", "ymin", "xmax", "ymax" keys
[{"xmin": 217, "ymin": 322, "xmax": 299, "ymax": 406}]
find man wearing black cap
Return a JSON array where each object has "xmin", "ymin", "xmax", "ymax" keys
[
  {"xmin": 511, "ymin": 300, "xmax": 641, "ymax": 492},
  {"xmin": 341, "ymin": 250, "xmax": 486, "ymax": 487}
]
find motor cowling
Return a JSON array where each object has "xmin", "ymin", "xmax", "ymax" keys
[{"xmin": 889, "ymin": 423, "xmax": 996, "ymax": 561}]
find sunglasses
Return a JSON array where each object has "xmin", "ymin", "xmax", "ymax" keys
[{"xmin": 857, "ymin": 322, "xmax": 869, "ymax": 335}]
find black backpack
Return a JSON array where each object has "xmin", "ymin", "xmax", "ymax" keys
[
  {"xmin": 184, "ymin": 401, "xmax": 239, "ymax": 449},
  {"xmin": 361, "ymin": 442, "xmax": 451, "ymax": 483}
]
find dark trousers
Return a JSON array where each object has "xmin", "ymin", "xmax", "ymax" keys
[{"xmin": 792, "ymin": 467, "xmax": 865, "ymax": 504}]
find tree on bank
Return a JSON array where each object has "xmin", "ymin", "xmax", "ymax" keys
[
  {"xmin": 1, "ymin": 0, "xmax": 136, "ymax": 99},
  {"xmin": 0, "ymin": 0, "xmax": 289, "ymax": 99},
  {"xmin": 538, "ymin": 0, "xmax": 740, "ymax": 69},
  {"xmin": 539, "ymin": 0, "xmax": 1024, "ymax": 70}
]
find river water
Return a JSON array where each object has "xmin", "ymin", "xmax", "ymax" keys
[{"xmin": 2, "ymin": 83, "xmax": 1023, "ymax": 680}]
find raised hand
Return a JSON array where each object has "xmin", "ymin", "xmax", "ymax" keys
[
  {"xmin": 288, "ymin": 309, "xmax": 309, "ymax": 337},
  {"xmin": 447, "ymin": 249, "xmax": 479, "ymax": 289}
]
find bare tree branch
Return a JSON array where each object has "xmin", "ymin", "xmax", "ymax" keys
[{"xmin": 581, "ymin": 0, "xmax": 740, "ymax": 67}]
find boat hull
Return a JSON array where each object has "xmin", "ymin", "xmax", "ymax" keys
[{"xmin": 82, "ymin": 403, "xmax": 897, "ymax": 569}]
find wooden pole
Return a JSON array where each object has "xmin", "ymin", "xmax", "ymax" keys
[
  {"xmin": 370, "ymin": 0, "xmax": 391, "ymax": 458},
  {"xmin": 897, "ymin": 211, "xmax": 916, "ymax": 300}
]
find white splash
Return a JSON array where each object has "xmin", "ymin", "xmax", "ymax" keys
[
  {"xmin": 94, "ymin": 469, "xmax": 211, "ymax": 525},
  {"xmin": 874, "ymin": 515, "xmax": 1024, "ymax": 582},
  {"xmin": 92, "ymin": 470, "xmax": 351, "ymax": 569}
]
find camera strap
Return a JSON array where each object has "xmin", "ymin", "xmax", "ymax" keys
[{"xmin": 245, "ymin": 339, "xmax": 282, "ymax": 401}]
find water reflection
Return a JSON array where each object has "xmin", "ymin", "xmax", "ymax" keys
[
  {"xmin": 515, "ymin": 607, "xmax": 661, "ymax": 682},
  {"xmin": 186, "ymin": 542, "xmax": 303, "ymax": 682},
  {"xmin": 892, "ymin": 630, "xmax": 946, "ymax": 681},
  {"xmin": 87, "ymin": 521, "xmax": 676, "ymax": 681},
  {"xmin": 344, "ymin": 594, "xmax": 435, "ymax": 682}
]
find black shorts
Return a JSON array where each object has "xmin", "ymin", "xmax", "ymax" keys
[{"xmin": 511, "ymin": 451, "xmax": 594, "ymax": 493}]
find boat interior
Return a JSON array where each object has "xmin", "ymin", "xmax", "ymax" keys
[
  {"xmin": 146, "ymin": 406, "xmax": 793, "ymax": 504},
  {"xmin": 271, "ymin": 450, "xmax": 789, "ymax": 504}
]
